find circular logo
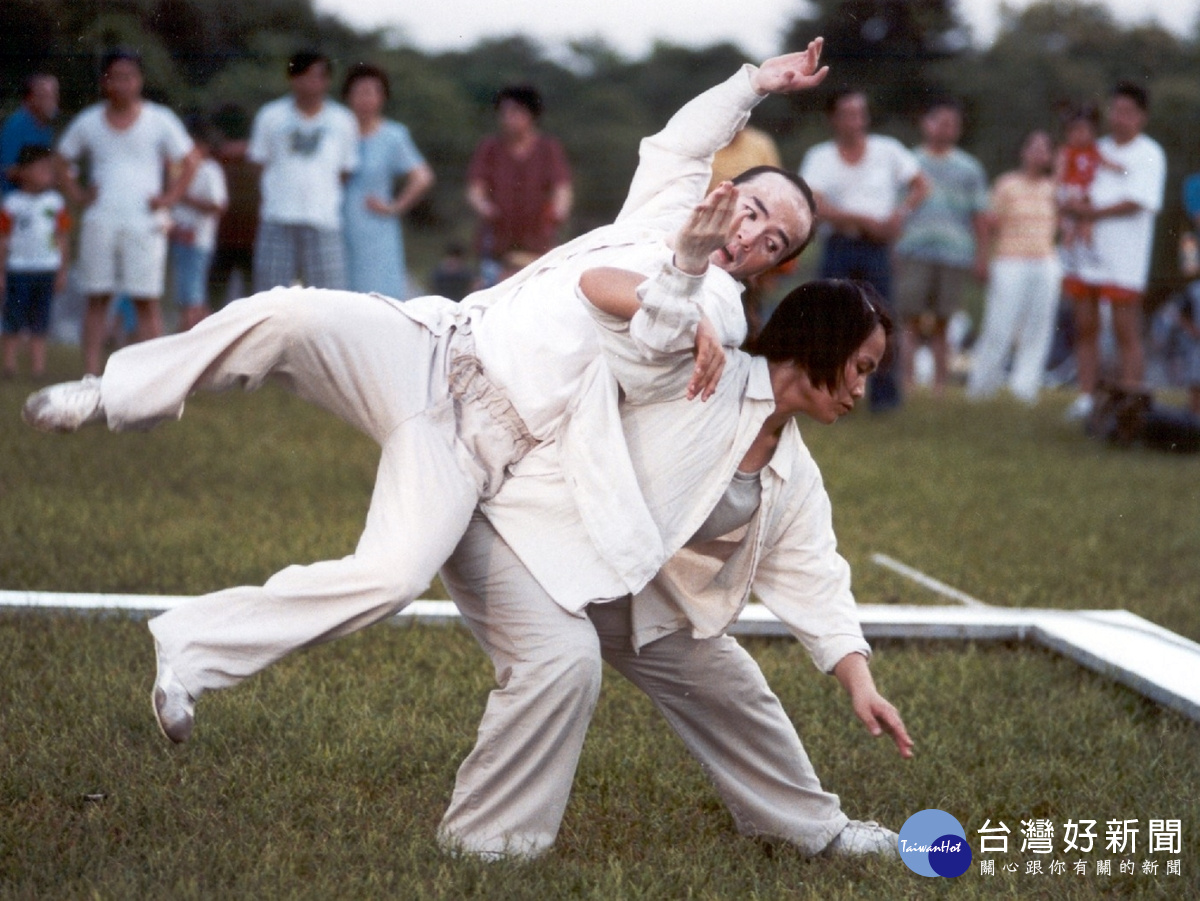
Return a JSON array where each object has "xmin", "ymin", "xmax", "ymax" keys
[{"xmin": 898, "ymin": 809, "xmax": 972, "ymax": 878}]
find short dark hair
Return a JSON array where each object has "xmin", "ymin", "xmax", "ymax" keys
[
  {"xmin": 288, "ymin": 50, "xmax": 331, "ymax": 79},
  {"xmin": 730, "ymin": 166, "xmax": 819, "ymax": 263},
  {"xmin": 15, "ymin": 143, "xmax": 52, "ymax": 167},
  {"xmin": 21, "ymin": 73, "xmax": 56, "ymax": 100},
  {"xmin": 1112, "ymin": 80, "xmax": 1149, "ymax": 111},
  {"xmin": 342, "ymin": 62, "xmax": 390, "ymax": 101},
  {"xmin": 746, "ymin": 279, "xmax": 893, "ymax": 391},
  {"xmin": 922, "ymin": 95, "xmax": 962, "ymax": 116},
  {"xmin": 100, "ymin": 47, "xmax": 142, "ymax": 76},
  {"xmin": 825, "ymin": 88, "xmax": 866, "ymax": 116},
  {"xmin": 1061, "ymin": 101, "xmax": 1101, "ymax": 130},
  {"xmin": 494, "ymin": 84, "xmax": 543, "ymax": 119}
]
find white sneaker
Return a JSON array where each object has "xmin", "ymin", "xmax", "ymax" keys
[
  {"xmin": 22, "ymin": 376, "xmax": 105, "ymax": 432},
  {"xmin": 824, "ymin": 820, "xmax": 900, "ymax": 858},
  {"xmin": 1063, "ymin": 393, "xmax": 1094, "ymax": 423},
  {"xmin": 153, "ymin": 644, "xmax": 197, "ymax": 744}
]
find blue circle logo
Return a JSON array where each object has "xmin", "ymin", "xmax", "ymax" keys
[{"xmin": 898, "ymin": 809, "xmax": 972, "ymax": 878}]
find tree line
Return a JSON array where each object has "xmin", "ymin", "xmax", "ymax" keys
[{"xmin": 4, "ymin": 0, "xmax": 1200, "ymax": 282}]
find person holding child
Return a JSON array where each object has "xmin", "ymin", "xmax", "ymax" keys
[{"xmin": 1059, "ymin": 82, "xmax": 1166, "ymax": 421}]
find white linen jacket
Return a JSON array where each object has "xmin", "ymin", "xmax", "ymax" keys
[{"xmin": 473, "ymin": 65, "xmax": 775, "ymax": 599}]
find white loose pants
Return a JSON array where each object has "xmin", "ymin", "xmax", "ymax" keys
[
  {"xmin": 437, "ymin": 513, "xmax": 848, "ymax": 859},
  {"xmin": 967, "ymin": 256, "xmax": 1061, "ymax": 403},
  {"xmin": 105, "ymin": 287, "xmax": 532, "ymax": 699}
]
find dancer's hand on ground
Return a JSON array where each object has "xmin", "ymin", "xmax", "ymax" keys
[
  {"xmin": 688, "ymin": 313, "xmax": 726, "ymax": 401},
  {"xmin": 752, "ymin": 38, "xmax": 829, "ymax": 96},
  {"xmin": 852, "ymin": 689, "xmax": 915, "ymax": 759},
  {"xmin": 834, "ymin": 650, "xmax": 914, "ymax": 759},
  {"xmin": 674, "ymin": 182, "xmax": 746, "ymax": 276}
]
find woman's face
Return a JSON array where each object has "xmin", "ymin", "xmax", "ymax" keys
[
  {"xmin": 779, "ymin": 325, "xmax": 887, "ymax": 424},
  {"xmin": 347, "ymin": 76, "xmax": 386, "ymax": 120}
]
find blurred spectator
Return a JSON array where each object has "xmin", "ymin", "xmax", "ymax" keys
[
  {"xmin": 429, "ymin": 241, "xmax": 473, "ymax": 301},
  {"xmin": 1150, "ymin": 286, "xmax": 1200, "ymax": 416},
  {"xmin": 169, "ymin": 118, "xmax": 228, "ymax": 330},
  {"xmin": 1, "ymin": 145, "xmax": 70, "ymax": 379},
  {"xmin": 1, "ymin": 73, "xmax": 58, "ymax": 196},
  {"xmin": 341, "ymin": 63, "xmax": 434, "ymax": 299},
  {"xmin": 1183, "ymin": 162, "xmax": 1200, "ymax": 246},
  {"xmin": 967, "ymin": 130, "xmax": 1061, "ymax": 404},
  {"xmin": 1059, "ymin": 81, "xmax": 1166, "ymax": 421},
  {"xmin": 248, "ymin": 50, "xmax": 357, "ymax": 292},
  {"xmin": 895, "ymin": 97, "xmax": 990, "ymax": 397},
  {"xmin": 799, "ymin": 89, "xmax": 927, "ymax": 411},
  {"xmin": 56, "ymin": 48, "xmax": 199, "ymax": 374},
  {"xmin": 210, "ymin": 104, "xmax": 259, "ymax": 307},
  {"xmin": 466, "ymin": 84, "xmax": 572, "ymax": 286}
]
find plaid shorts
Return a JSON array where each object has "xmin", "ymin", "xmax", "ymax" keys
[{"xmin": 251, "ymin": 221, "xmax": 346, "ymax": 292}]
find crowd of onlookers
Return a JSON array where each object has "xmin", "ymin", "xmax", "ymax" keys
[
  {"xmin": 0, "ymin": 48, "xmax": 574, "ymax": 379},
  {"xmin": 2, "ymin": 46, "xmax": 1198, "ymax": 425}
]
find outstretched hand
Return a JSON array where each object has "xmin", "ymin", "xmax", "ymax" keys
[
  {"xmin": 673, "ymin": 181, "xmax": 746, "ymax": 275},
  {"xmin": 752, "ymin": 37, "xmax": 829, "ymax": 96}
]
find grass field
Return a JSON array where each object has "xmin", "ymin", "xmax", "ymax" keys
[{"xmin": 2, "ymin": 348, "xmax": 1198, "ymax": 899}]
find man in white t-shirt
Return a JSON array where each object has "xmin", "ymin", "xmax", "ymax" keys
[
  {"xmin": 56, "ymin": 48, "xmax": 199, "ymax": 375},
  {"xmin": 248, "ymin": 50, "xmax": 358, "ymax": 293},
  {"xmin": 1060, "ymin": 81, "xmax": 1167, "ymax": 420},
  {"xmin": 799, "ymin": 89, "xmax": 927, "ymax": 411}
]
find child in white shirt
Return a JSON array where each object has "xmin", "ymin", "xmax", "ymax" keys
[
  {"xmin": 0, "ymin": 144, "xmax": 70, "ymax": 378},
  {"xmin": 170, "ymin": 120, "xmax": 228, "ymax": 330}
]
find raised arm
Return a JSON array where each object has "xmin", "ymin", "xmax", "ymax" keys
[{"xmin": 618, "ymin": 39, "xmax": 828, "ymax": 224}]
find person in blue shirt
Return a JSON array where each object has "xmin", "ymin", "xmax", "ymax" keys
[{"xmin": 0, "ymin": 74, "xmax": 58, "ymax": 196}]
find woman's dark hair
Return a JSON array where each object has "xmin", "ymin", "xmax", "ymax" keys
[
  {"xmin": 494, "ymin": 84, "xmax": 543, "ymax": 119},
  {"xmin": 288, "ymin": 50, "xmax": 330, "ymax": 79},
  {"xmin": 745, "ymin": 279, "xmax": 892, "ymax": 391},
  {"xmin": 342, "ymin": 62, "xmax": 390, "ymax": 101},
  {"xmin": 100, "ymin": 47, "xmax": 142, "ymax": 76},
  {"xmin": 1060, "ymin": 101, "xmax": 1101, "ymax": 131}
]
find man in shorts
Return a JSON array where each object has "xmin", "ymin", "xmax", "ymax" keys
[
  {"xmin": 1059, "ymin": 81, "xmax": 1166, "ymax": 421},
  {"xmin": 893, "ymin": 97, "xmax": 989, "ymax": 397},
  {"xmin": 56, "ymin": 48, "xmax": 198, "ymax": 374}
]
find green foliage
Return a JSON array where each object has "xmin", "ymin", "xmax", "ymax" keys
[{"xmin": 6, "ymin": 0, "xmax": 1200, "ymax": 277}]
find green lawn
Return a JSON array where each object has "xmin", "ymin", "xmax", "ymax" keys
[{"xmin": 2, "ymin": 348, "xmax": 1198, "ymax": 898}]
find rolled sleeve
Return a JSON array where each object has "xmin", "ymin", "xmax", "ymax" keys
[
  {"xmin": 628, "ymin": 262, "xmax": 706, "ymax": 355},
  {"xmin": 579, "ymin": 283, "xmax": 693, "ymax": 405}
]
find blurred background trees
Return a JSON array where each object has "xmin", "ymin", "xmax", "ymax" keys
[{"xmin": 2, "ymin": 0, "xmax": 1199, "ymax": 283}]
